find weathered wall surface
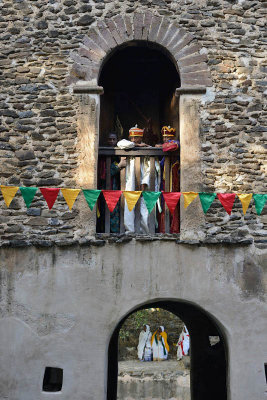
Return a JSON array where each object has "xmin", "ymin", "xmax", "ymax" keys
[
  {"xmin": 0, "ymin": 242, "xmax": 266, "ymax": 399},
  {"xmin": 0, "ymin": 0, "xmax": 266, "ymax": 244}
]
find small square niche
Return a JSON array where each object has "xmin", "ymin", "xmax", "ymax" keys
[{"xmin": 42, "ymin": 367, "xmax": 63, "ymax": 392}]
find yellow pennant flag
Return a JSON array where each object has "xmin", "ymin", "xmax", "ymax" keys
[
  {"xmin": 123, "ymin": 191, "xmax": 142, "ymax": 211},
  {"xmin": 237, "ymin": 193, "xmax": 252, "ymax": 214},
  {"xmin": 1, "ymin": 185, "xmax": 19, "ymax": 207},
  {"xmin": 182, "ymin": 192, "xmax": 198, "ymax": 209},
  {"xmin": 61, "ymin": 188, "xmax": 81, "ymax": 210}
]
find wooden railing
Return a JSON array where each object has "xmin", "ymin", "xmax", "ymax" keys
[{"xmin": 98, "ymin": 147, "xmax": 179, "ymax": 235}]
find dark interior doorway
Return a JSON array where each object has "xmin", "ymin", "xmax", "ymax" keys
[
  {"xmin": 98, "ymin": 42, "xmax": 180, "ymax": 146},
  {"xmin": 107, "ymin": 300, "xmax": 228, "ymax": 400}
]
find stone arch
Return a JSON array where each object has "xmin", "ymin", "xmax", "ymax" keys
[
  {"xmin": 107, "ymin": 298, "xmax": 228, "ymax": 400},
  {"xmin": 68, "ymin": 12, "xmax": 212, "ymax": 88}
]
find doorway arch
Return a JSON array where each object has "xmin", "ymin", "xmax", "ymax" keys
[
  {"xmin": 67, "ymin": 12, "xmax": 212, "ymax": 88},
  {"xmin": 107, "ymin": 299, "xmax": 228, "ymax": 400}
]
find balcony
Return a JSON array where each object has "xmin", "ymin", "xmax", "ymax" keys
[{"xmin": 97, "ymin": 147, "xmax": 180, "ymax": 235}]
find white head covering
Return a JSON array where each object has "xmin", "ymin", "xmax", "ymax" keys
[
  {"xmin": 146, "ymin": 324, "xmax": 150, "ymax": 333},
  {"xmin": 160, "ymin": 326, "xmax": 164, "ymax": 332}
]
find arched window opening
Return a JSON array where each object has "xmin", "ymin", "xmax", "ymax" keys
[
  {"xmin": 97, "ymin": 43, "xmax": 181, "ymax": 236},
  {"xmin": 107, "ymin": 300, "xmax": 228, "ymax": 400}
]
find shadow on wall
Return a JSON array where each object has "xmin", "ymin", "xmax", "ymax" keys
[{"xmin": 107, "ymin": 299, "xmax": 228, "ymax": 400}]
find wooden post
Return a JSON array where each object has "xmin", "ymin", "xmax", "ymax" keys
[
  {"xmin": 134, "ymin": 157, "xmax": 141, "ymax": 234},
  {"xmin": 120, "ymin": 161, "xmax": 126, "ymax": 234},
  {"xmin": 164, "ymin": 156, "xmax": 170, "ymax": 234},
  {"xmin": 148, "ymin": 157, "xmax": 156, "ymax": 234},
  {"xmin": 73, "ymin": 85, "xmax": 104, "ymax": 237},
  {"xmin": 105, "ymin": 156, "xmax": 111, "ymax": 234}
]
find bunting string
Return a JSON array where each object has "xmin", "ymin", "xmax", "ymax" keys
[{"xmin": 0, "ymin": 186, "xmax": 266, "ymax": 216}]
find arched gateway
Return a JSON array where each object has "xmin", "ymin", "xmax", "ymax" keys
[{"xmin": 108, "ymin": 299, "xmax": 228, "ymax": 400}]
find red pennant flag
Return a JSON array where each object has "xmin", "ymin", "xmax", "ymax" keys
[
  {"xmin": 102, "ymin": 190, "xmax": 122, "ymax": 212},
  {"xmin": 162, "ymin": 192, "xmax": 181, "ymax": 215},
  {"xmin": 40, "ymin": 188, "xmax": 60, "ymax": 209},
  {"xmin": 217, "ymin": 193, "xmax": 236, "ymax": 215}
]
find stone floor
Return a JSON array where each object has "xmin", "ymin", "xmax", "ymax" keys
[
  {"xmin": 119, "ymin": 359, "xmax": 188, "ymax": 374},
  {"xmin": 118, "ymin": 360, "xmax": 190, "ymax": 400}
]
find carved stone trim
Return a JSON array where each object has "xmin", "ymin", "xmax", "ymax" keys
[{"xmin": 67, "ymin": 12, "xmax": 212, "ymax": 88}]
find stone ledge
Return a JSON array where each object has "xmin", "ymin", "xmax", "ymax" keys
[
  {"xmin": 73, "ymin": 84, "xmax": 104, "ymax": 94},
  {"xmin": 0, "ymin": 236, "xmax": 256, "ymax": 249},
  {"xmin": 175, "ymin": 86, "xmax": 207, "ymax": 96}
]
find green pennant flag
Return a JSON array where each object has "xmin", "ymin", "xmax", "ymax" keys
[
  {"xmin": 19, "ymin": 187, "xmax": 38, "ymax": 208},
  {"xmin": 82, "ymin": 189, "xmax": 101, "ymax": 210},
  {"xmin": 199, "ymin": 192, "xmax": 216, "ymax": 214},
  {"xmin": 142, "ymin": 191, "xmax": 161, "ymax": 214},
  {"xmin": 253, "ymin": 194, "xmax": 267, "ymax": 215}
]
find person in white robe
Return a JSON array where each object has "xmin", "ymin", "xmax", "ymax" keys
[
  {"xmin": 151, "ymin": 326, "xmax": 169, "ymax": 361},
  {"xmin": 118, "ymin": 125, "xmax": 160, "ymax": 233},
  {"xmin": 177, "ymin": 324, "xmax": 190, "ymax": 360},
  {"xmin": 137, "ymin": 324, "xmax": 152, "ymax": 361}
]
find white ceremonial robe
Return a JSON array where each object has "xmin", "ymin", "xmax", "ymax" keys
[
  {"xmin": 137, "ymin": 330, "xmax": 152, "ymax": 360},
  {"xmin": 177, "ymin": 325, "xmax": 190, "ymax": 360},
  {"xmin": 152, "ymin": 335, "xmax": 168, "ymax": 360},
  {"xmin": 124, "ymin": 157, "xmax": 160, "ymax": 233}
]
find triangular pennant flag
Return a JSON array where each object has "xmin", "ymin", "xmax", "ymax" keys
[
  {"xmin": 162, "ymin": 192, "xmax": 181, "ymax": 215},
  {"xmin": 102, "ymin": 190, "xmax": 122, "ymax": 212},
  {"xmin": 82, "ymin": 189, "xmax": 101, "ymax": 211},
  {"xmin": 182, "ymin": 192, "xmax": 198, "ymax": 209},
  {"xmin": 123, "ymin": 191, "xmax": 142, "ymax": 212},
  {"xmin": 61, "ymin": 188, "xmax": 81, "ymax": 210},
  {"xmin": 142, "ymin": 191, "xmax": 161, "ymax": 214},
  {"xmin": 217, "ymin": 193, "xmax": 236, "ymax": 215},
  {"xmin": 199, "ymin": 192, "xmax": 216, "ymax": 214},
  {"xmin": 1, "ymin": 185, "xmax": 19, "ymax": 207},
  {"xmin": 20, "ymin": 187, "xmax": 37, "ymax": 208},
  {"xmin": 237, "ymin": 193, "xmax": 252, "ymax": 215},
  {"xmin": 253, "ymin": 194, "xmax": 267, "ymax": 215},
  {"xmin": 40, "ymin": 188, "xmax": 60, "ymax": 209}
]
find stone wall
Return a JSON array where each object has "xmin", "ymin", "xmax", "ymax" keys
[
  {"xmin": 0, "ymin": 0, "xmax": 266, "ymax": 246},
  {"xmin": 0, "ymin": 242, "xmax": 266, "ymax": 399}
]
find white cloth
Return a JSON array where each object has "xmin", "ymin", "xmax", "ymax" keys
[
  {"xmin": 124, "ymin": 156, "xmax": 160, "ymax": 233},
  {"xmin": 117, "ymin": 139, "xmax": 135, "ymax": 149},
  {"xmin": 152, "ymin": 326, "xmax": 168, "ymax": 360},
  {"xmin": 137, "ymin": 325, "xmax": 152, "ymax": 360},
  {"xmin": 177, "ymin": 325, "xmax": 190, "ymax": 360}
]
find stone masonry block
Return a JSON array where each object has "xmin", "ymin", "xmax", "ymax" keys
[
  {"xmin": 96, "ymin": 21, "xmax": 117, "ymax": 50},
  {"xmin": 142, "ymin": 11, "xmax": 153, "ymax": 41},
  {"xmin": 88, "ymin": 28, "xmax": 110, "ymax": 52},
  {"xmin": 83, "ymin": 36, "xmax": 106, "ymax": 59},
  {"xmin": 179, "ymin": 53, "xmax": 208, "ymax": 68},
  {"xmin": 182, "ymin": 63, "xmax": 208, "ymax": 74},
  {"xmin": 148, "ymin": 15, "xmax": 162, "ymax": 42},
  {"xmin": 79, "ymin": 47, "xmax": 103, "ymax": 63},
  {"xmin": 166, "ymin": 28, "xmax": 187, "ymax": 53},
  {"xmin": 124, "ymin": 15, "xmax": 133, "ymax": 40},
  {"xmin": 181, "ymin": 74, "xmax": 213, "ymax": 87},
  {"xmin": 106, "ymin": 19, "xmax": 124, "ymax": 45},
  {"xmin": 175, "ymin": 43, "xmax": 201, "ymax": 61},
  {"xmin": 155, "ymin": 17, "xmax": 169, "ymax": 44},
  {"xmin": 172, "ymin": 34, "xmax": 194, "ymax": 56},
  {"xmin": 133, "ymin": 13, "xmax": 144, "ymax": 41},
  {"xmin": 70, "ymin": 52, "xmax": 92, "ymax": 66},
  {"xmin": 113, "ymin": 15, "xmax": 128, "ymax": 42},
  {"xmin": 161, "ymin": 23, "xmax": 180, "ymax": 47}
]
